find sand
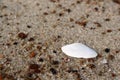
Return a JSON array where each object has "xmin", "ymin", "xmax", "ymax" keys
[{"xmin": 0, "ymin": 0, "xmax": 120, "ymax": 80}]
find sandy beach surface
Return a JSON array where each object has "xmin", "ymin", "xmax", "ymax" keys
[{"xmin": 0, "ymin": 0, "xmax": 120, "ymax": 80}]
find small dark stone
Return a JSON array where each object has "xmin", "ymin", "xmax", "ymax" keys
[
  {"xmin": 6, "ymin": 43, "xmax": 11, "ymax": 46},
  {"xmin": 27, "ymin": 25, "xmax": 32, "ymax": 28},
  {"xmin": 37, "ymin": 45, "xmax": 42, "ymax": 50},
  {"xmin": 118, "ymin": 28, "xmax": 120, "ymax": 31},
  {"xmin": 39, "ymin": 58, "xmax": 44, "ymax": 62},
  {"xmin": 115, "ymin": 50, "xmax": 119, "ymax": 53},
  {"xmin": 2, "ymin": 5, "xmax": 7, "ymax": 9},
  {"xmin": 57, "ymin": 35, "xmax": 61, "ymax": 38},
  {"xmin": 67, "ymin": 69, "xmax": 78, "ymax": 73},
  {"xmin": 112, "ymin": 0, "xmax": 120, "ymax": 4},
  {"xmin": 87, "ymin": 64, "xmax": 96, "ymax": 69},
  {"xmin": 102, "ymin": 32, "xmax": 106, "ymax": 35},
  {"xmin": 57, "ymin": 18, "xmax": 60, "ymax": 21},
  {"xmin": 102, "ymin": 6, "xmax": 105, "ymax": 12},
  {"xmin": 75, "ymin": 21, "xmax": 87, "ymax": 27},
  {"xmin": 111, "ymin": 73, "xmax": 117, "ymax": 77},
  {"xmin": 81, "ymin": 67, "xmax": 85, "ymax": 70},
  {"xmin": 98, "ymin": 71, "xmax": 103, "ymax": 76},
  {"xmin": 53, "ymin": 50, "xmax": 57, "ymax": 53},
  {"xmin": 43, "ymin": 12, "xmax": 48, "ymax": 15},
  {"xmin": 50, "ymin": 0, "xmax": 59, "ymax": 2},
  {"xmin": 108, "ymin": 55, "xmax": 115, "ymax": 60},
  {"xmin": 36, "ymin": 3, "xmax": 40, "ymax": 6},
  {"xmin": 104, "ymin": 48, "xmax": 110, "ymax": 53},
  {"xmin": 0, "ymin": 15, "xmax": 3, "ymax": 18},
  {"xmin": 94, "ymin": 22, "xmax": 101, "ymax": 27},
  {"xmin": 29, "ymin": 64, "xmax": 39, "ymax": 69},
  {"xmin": 70, "ymin": 18, "xmax": 74, "ymax": 22},
  {"xmin": 76, "ymin": 0, "xmax": 81, "ymax": 4},
  {"xmin": 107, "ymin": 30, "xmax": 112, "ymax": 33},
  {"xmin": 7, "ymin": 23, "xmax": 10, "ymax": 25},
  {"xmin": 18, "ymin": 32, "xmax": 28, "ymax": 39},
  {"xmin": 28, "ymin": 37, "xmax": 34, "ymax": 41},
  {"xmin": 50, "ymin": 68, "xmax": 57, "ymax": 75},
  {"xmin": 94, "ymin": 7, "xmax": 98, "ymax": 11},
  {"xmin": 52, "ymin": 60, "xmax": 59, "ymax": 65},
  {"xmin": 13, "ymin": 42, "xmax": 18, "ymax": 45},
  {"xmin": 59, "ymin": 13, "xmax": 63, "ymax": 16},
  {"xmin": 66, "ymin": 9, "xmax": 71, "ymax": 13},
  {"xmin": 27, "ymin": 73, "xmax": 33, "ymax": 77},
  {"xmin": 29, "ymin": 64, "xmax": 40, "ymax": 73},
  {"xmin": 105, "ymin": 18, "xmax": 110, "ymax": 21}
]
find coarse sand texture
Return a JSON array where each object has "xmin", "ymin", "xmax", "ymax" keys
[{"xmin": 0, "ymin": 0, "xmax": 120, "ymax": 80}]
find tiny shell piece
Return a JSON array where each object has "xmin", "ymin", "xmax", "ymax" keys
[{"xmin": 61, "ymin": 43, "xmax": 98, "ymax": 58}]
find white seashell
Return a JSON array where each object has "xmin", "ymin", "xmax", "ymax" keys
[{"xmin": 61, "ymin": 43, "xmax": 98, "ymax": 58}]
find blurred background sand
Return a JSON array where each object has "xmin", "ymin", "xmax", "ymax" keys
[{"xmin": 0, "ymin": 0, "xmax": 120, "ymax": 80}]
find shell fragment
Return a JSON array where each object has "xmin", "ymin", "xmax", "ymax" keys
[{"xmin": 61, "ymin": 43, "xmax": 98, "ymax": 58}]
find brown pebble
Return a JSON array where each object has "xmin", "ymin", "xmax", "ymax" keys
[
  {"xmin": 87, "ymin": 64, "xmax": 96, "ymax": 69},
  {"xmin": 67, "ymin": 68, "xmax": 78, "ymax": 73},
  {"xmin": 57, "ymin": 19, "xmax": 60, "ymax": 21},
  {"xmin": 6, "ymin": 43, "xmax": 11, "ymax": 46},
  {"xmin": 53, "ymin": 50, "xmax": 57, "ymax": 53},
  {"xmin": 94, "ymin": 7, "xmax": 98, "ymax": 11},
  {"xmin": 76, "ymin": 0, "xmax": 81, "ymax": 4},
  {"xmin": 108, "ymin": 55, "xmax": 115, "ymax": 60},
  {"xmin": 50, "ymin": 0, "xmax": 59, "ymax": 2},
  {"xmin": 90, "ymin": 27, "xmax": 96, "ymax": 30},
  {"xmin": 29, "ymin": 64, "xmax": 40, "ymax": 73},
  {"xmin": 98, "ymin": 71, "xmax": 104, "ymax": 76},
  {"xmin": 2, "ymin": 5, "xmax": 7, "ymax": 9},
  {"xmin": 0, "ymin": 75, "xmax": 2, "ymax": 80},
  {"xmin": 50, "ymin": 68, "xmax": 57, "ymax": 75},
  {"xmin": 0, "ymin": 64, "xmax": 3, "ymax": 70},
  {"xmin": 107, "ymin": 29, "xmax": 112, "ymax": 33},
  {"xmin": 57, "ymin": 35, "xmax": 61, "ymax": 38},
  {"xmin": 94, "ymin": 22, "xmax": 102, "ymax": 27},
  {"xmin": 112, "ymin": 0, "xmax": 120, "ymax": 4},
  {"xmin": 37, "ymin": 45, "xmax": 42, "ymax": 50},
  {"xmin": 29, "ymin": 64, "xmax": 39, "ymax": 69},
  {"xmin": 87, "ymin": 58, "xmax": 95, "ymax": 62},
  {"xmin": 59, "ymin": 13, "xmax": 64, "ymax": 16},
  {"xmin": 13, "ymin": 42, "xmax": 18, "ymax": 45},
  {"xmin": 118, "ymin": 28, "xmax": 120, "ymax": 31},
  {"xmin": 102, "ymin": 32, "xmax": 106, "ymax": 35},
  {"xmin": 79, "ymin": 59, "xmax": 86, "ymax": 65},
  {"xmin": 27, "ymin": 25, "xmax": 32, "ymax": 28},
  {"xmin": 105, "ymin": 18, "xmax": 110, "ymax": 21},
  {"xmin": 96, "ymin": 54, "xmax": 102, "ymax": 59},
  {"xmin": 70, "ymin": 18, "xmax": 74, "ymax": 22},
  {"xmin": 111, "ymin": 73, "xmax": 117, "ymax": 77},
  {"xmin": 0, "ymin": 54, "xmax": 4, "ymax": 59},
  {"xmin": 57, "ymin": 4, "xmax": 62, "ymax": 7},
  {"xmin": 75, "ymin": 20, "xmax": 87, "ymax": 27},
  {"xmin": 18, "ymin": 32, "xmax": 28, "ymax": 39},
  {"xmin": 29, "ymin": 51, "xmax": 36, "ymax": 58},
  {"xmin": 28, "ymin": 37, "xmax": 35, "ymax": 41},
  {"xmin": 52, "ymin": 60, "xmax": 59, "ymax": 65},
  {"xmin": 39, "ymin": 58, "xmax": 44, "ymax": 62},
  {"xmin": 115, "ymin": 50, "xmax": 119, "ymax": 53},
  {"xmin": 65, "ymin": 9, "xmax": 71, "ymax": 13},
  {"xmin": 43, "ymin": 12, "xmax": 48, "ymax": 15},
  {"xmin": 51, "ymin": 10, "xmax": 56, "ymax": 14}
]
